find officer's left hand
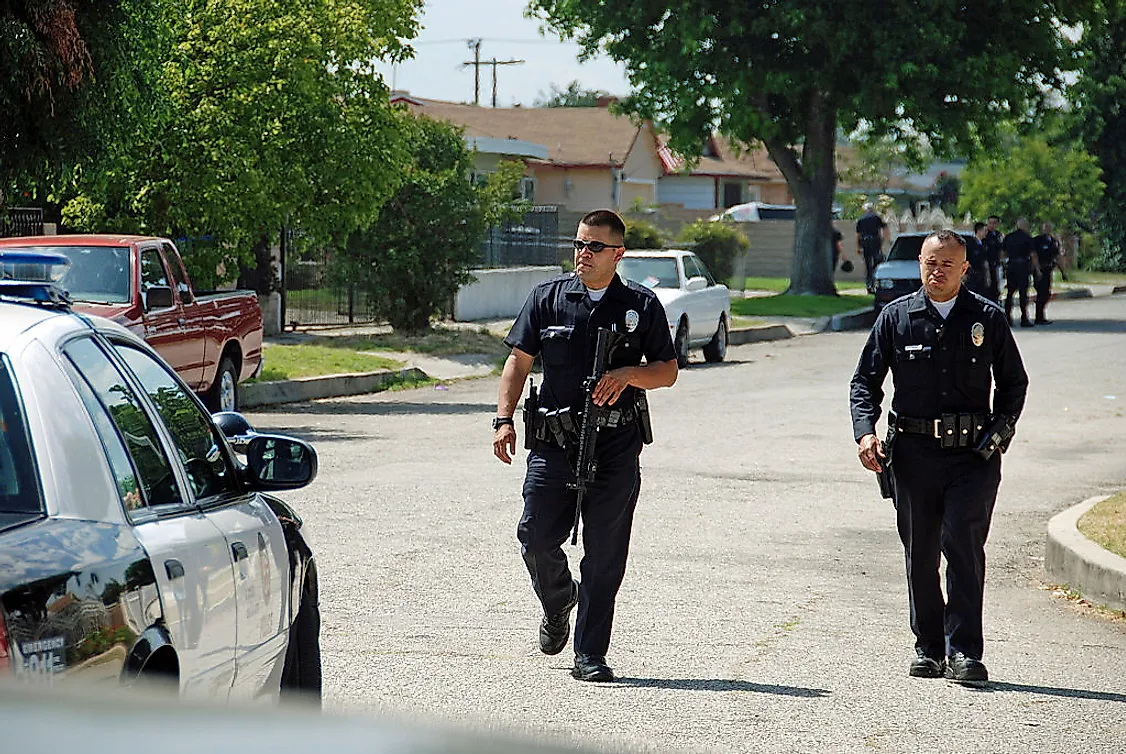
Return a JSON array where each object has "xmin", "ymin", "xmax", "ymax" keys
[{"xmin": 593, "ymin": 367, "xmax": 634, "ymax": 406}]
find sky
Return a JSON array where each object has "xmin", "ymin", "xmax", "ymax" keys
[{"xmin": 374, "ymin": 0, "xmax": 632, "ymax": 107}]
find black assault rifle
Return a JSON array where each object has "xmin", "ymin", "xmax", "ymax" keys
[{"xmin": 569, "ymin": 328, "xmax": 618, "ymax": 545}]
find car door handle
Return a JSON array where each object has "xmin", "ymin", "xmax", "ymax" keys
[
  {"xmin": 165, "ymin": 559, "xmax": 185, "ymax": 580},
  {"xmin": 231, "ymin": 542, "xmax": 249, "ymax": 562}
]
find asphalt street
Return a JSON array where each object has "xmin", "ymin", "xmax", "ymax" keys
[{"xmin": 251, "ymin": 293, "xmax": 1126, "ymax": 753}]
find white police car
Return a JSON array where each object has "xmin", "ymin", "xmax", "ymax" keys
[{"xmin": 0, "ymin": 253, "xmax": 321, "ymax": 703}]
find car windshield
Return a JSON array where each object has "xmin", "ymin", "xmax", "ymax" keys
[
  {"xmin": 4, "ymin": 245, "xmax": 131, "ymax": 304},
  {"xmin": 0, "ymin": 358, "xmax": 42, "ymax": 517},
  {"xmin": 618, "ymin": 257, "xmax": 680, "ymax": 289}
]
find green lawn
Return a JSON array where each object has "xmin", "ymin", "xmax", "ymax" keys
[
  {"xmin": 1079, "ymin": 491, "xmax": 1126, "ymax": 560},
  {"xmin": 1064, "ymin": 270, "xmax": 1126, "ymax": 287},
  {"xmin": 731, "ymin": 276, "xmax": 868, "ymax": 293},
  {"xmin": 251, "ymin": 343, "xmax": 406, "ymax": 381},
  {"xmin": 306, "ymin": 328, "xmax": 512, "ymax": 358},
  {"xmin": 731, "ymin": 293, "xmax": 874, "ymax": 318}
]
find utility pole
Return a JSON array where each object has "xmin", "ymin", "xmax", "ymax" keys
[
  {"xmin": 463, "ymin": 38, "xmax": 482, "ymax": 105},
  {"xmin": 488, "ymin": 57, "xmax": 525, "ymax": 107}
]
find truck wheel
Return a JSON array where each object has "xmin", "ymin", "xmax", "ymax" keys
[
  {"xmin": 703, "ymin": 317, "xmax": 727, "ymax": 363},
  {"xmin": 674, "ymin": 319, "xmax": 690, "ymax": 369},
  {"xmin": 206, "ymin": 356, "xmax": 239, "ymax": 413}
]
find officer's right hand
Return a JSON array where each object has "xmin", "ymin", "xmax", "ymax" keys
[
  {"xmin": 494, "ymin": 425, "xmax": 517, "ymax": 465},
  {"xmin": 857, "ymin": 433, "xmax": 885, "ymax": 472}
]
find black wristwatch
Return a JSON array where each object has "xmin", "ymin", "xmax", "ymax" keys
[{"xmin": 492, "ymin": 416, "xmax": 515, "ymax": 430}]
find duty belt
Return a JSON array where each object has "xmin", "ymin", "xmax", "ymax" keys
[{"xmin": 889, "ymin": 410, "xmax": 988, "ymax": 449}]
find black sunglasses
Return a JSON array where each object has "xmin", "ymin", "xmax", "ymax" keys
[{"xmin": 572, "ymin": 239, "xmax": 623, "ymax": 253}]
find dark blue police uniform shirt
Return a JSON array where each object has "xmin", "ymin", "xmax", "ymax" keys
[
  {"xmin": 505, "ymin": 272, "xmax": 676, "ymax": 412},
  {"xmin": 1003, "ymin": 229, "xmax": 1034, "ymax": 263},
  {"xmin": 850, "ymin": 287, "xmax": 1028, "ymax": 441}
]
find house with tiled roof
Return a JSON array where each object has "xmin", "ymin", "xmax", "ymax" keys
[{"xmin": 390, "ymin": 92, "xmax": 791, "ymax": 213}]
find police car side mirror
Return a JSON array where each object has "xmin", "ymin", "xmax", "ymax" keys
[
  {"xmin": 244, "ymin": 434, "xmax": 318, "ymax": 491},
  {"xmin": 685, "ymin": 276, "xmax": 707, "ymax": 292}
]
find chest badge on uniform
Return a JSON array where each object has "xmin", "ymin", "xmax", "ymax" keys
[
  {"xmin": 971, "ymin": 322, "xmax": 985, "ymax": 347},
  {"xmin": 624, "ymin": 309, "xmax": 640, "ymax": 332}
]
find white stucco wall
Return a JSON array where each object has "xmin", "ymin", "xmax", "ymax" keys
[{"xmin": 454, "ymin": 265, "xmax": 563, "ymax": 321}]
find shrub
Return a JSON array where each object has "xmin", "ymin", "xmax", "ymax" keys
[
  {"xmin": 624, "ymin": 219, "xmax": 665, "ymax": 249},
  {"xmin": 676, "ymin": 220, "xmax": 750, "ymax": 282}
]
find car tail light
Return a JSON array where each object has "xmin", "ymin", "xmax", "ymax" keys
[{"xmin": 0, "ymin": 609, "xmax": 10, "ymax": 676}]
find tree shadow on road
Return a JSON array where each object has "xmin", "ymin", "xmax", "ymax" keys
[
  {"xmin": 613, "ymin": 677, "xmax": 830, "ymax": 697},
  {"xmin": 1015, "ymin": 318, "xmax": 1126, "ymax": 334},
  {"xmin": 960, "ymin": 680, "xmax": 1126, "ymax": 702}
]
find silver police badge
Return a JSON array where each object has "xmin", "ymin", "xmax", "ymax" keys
[
  {"xmin": 971, "ymin": 322, "xmax": 985, "ymax": 347},
  {"xmin": 625, "ymin": 309, "xmax": 640, "ymax": 332}
]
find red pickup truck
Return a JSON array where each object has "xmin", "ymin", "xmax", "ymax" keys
[{"xmin": 0, "ymin": 234, "xmax": 263, "ymax": 411}]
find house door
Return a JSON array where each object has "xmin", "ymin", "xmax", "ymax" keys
[{"xmin": 722, "ymin": 182, "xmax": 743, "ymax": 208}]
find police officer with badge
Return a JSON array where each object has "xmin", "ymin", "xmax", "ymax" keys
[
  {"xmin": 493, "ymin": 209, "xmax": 678, "ymax": 682},
  {"xmin": 850, "ymin": 230, "xmax": 1028, "ymax": 686},
  {"xmin": 1032, "ymin": 222, "xmax": 1061, "ymax": 325}
]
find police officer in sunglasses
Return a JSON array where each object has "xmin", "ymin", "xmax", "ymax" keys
[{"xmin": 493, "ymin": 209, "xmax": 678, "ymax": 682}]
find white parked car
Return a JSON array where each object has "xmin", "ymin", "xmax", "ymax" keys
[{"xmin": 617, "ymin": 249, "xmax": 731, "ymax": 367}]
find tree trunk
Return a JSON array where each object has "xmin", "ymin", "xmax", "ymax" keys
[{"xmin": 762, "ymin": 92, "xmax": 839, "ymax": 296}]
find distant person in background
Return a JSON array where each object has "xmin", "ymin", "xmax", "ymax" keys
[
  {"xmin": 965, "ymin": 222, "xmax": 992, "ymax": 297},
  {"xmin": 856, "ymin": 203, "xmax": 888, "ymax": 293},
  {"xmin": 1032, "ymin": 222, "xmax": 1061, "ymax": 325},
  {"xmin": 983, "ymin": 215, "xmax": 1004, "ymax": 303},
  {"xmin": 1003, "ymin": 218, "xmax": 1039, "ymax": 328}
]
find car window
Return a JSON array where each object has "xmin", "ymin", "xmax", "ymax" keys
[
  {"xmin": 689, "ymin": 255, "xmax": 717, "ymax": 286},
  {"xmin": 162, "ymin": 243, "xmax": 193, "ymax": 304},
  {"xmin": 64, "ymin": 338, "xmax": 182, "ymax": 508},
  {"xmin": 64, "ymin": 354, "xmax": 146, "ymax": 513},
  {"xmin": 140, "ymin": 248, "xmax": 170, "ymax": 294},
  {"xmin": 618, "ymin": 257, "xmax": 680, "ymax": 289},
  {"xmin": 114, "ymin": 344, "xmax": 240, "ymax": 502},
  {"xmin": 0, "ymin": 357, "xmax": 42, "ymax": 515}
]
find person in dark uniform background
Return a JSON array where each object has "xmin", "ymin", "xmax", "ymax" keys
[
  {"xmin": 1032, "ymin": 222, "xmax": 1061, "ymax": 325},
  {"xmin": 493, "ymin": 209, "xmax": 678, "ymax": 683},
  {"xmin": 965, "ymin": 222, "xmax": 992, "ymax": 298},
  {"xmin": 983, "ymin": 215, "xmax": 1004, "ymax": 303},
  {"xmin": 1002, "ymin": 218, "xmax": 1040, "ymax": 328},
  {"xmin": 850, "ymin": 230, "xmax": 1028, "ymax": 686},
  {"xmin": 856, "ymin": 203, "xmax": 889, "ymax": 293}
]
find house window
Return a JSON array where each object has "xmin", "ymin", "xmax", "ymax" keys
[
  {"xmin": 520, "ymin": 177, "xmax": 536, "ymax": 203},
  {"xmin": 722, "ymin": 182, "xmax": 743, "ymax": 208}
]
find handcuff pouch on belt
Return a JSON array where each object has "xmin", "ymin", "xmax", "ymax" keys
[{"xmin": 526, "ymin": 393, "xmax": 652, "ymax": 448}]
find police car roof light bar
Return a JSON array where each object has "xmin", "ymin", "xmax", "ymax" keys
[{"xmin": 0, "ymin": 252, "xmax": 72, "ymax": 309}]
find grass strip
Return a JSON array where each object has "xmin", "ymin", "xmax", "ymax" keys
[
  {"xmin": 251, "ymin": 344, "xmax": 405, "ymax": 381},
  {"xmin": 732, "ymin": 276, "xmax": 868, "ymax": 293},
  {"xmin": 1078, "ymin": 491, "xmax": 1126, "ymax": 560},
  {"xmin": 731, "ymin": 293, "xmax": 874, "ymax": 318},
  {"xmin": 304, "ymin": 327, "xmax": 511, "ymax": 358}
]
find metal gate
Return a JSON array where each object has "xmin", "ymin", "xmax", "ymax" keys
[
  {"xmin": 2, "ymin": 208, "xmax": 44, "ymax": 237},
  {"xmin": 478, "ymin": 205, "xmax": 563, "ymax": 267}
]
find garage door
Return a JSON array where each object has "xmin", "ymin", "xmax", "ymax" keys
[{"xmin": 657, "ymin": 177, "xmax": 714, "ymax": 210}]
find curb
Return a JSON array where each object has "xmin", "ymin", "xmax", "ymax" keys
[
  {"xmin": 242, "ymin": 367, "xmax": 427, "ymax": 408},
  {"xmin": 1046, "ymin": 495, "xmax": 1126, "ymax": 613},
  {"xmin": 829, "ymin": 306, "xmax": 877, "ymax": 332},
  {"xmin": 1113, "ymin": 285, "xmax": 1126, "ymax": 295},
  {"xmin": 1051, "ymin": 287, "xmax": 1094, "ymax": 300},
  {"xmin": 728, "ymin": 323, "xmax": 793, "ymax": 345}
]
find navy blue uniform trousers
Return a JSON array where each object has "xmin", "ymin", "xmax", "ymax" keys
[
  {"xmin": 890, "ymin": 435, "xmax": 1001, "ymax": 661},
  {"xmin": 517, "ymin": 426, "xmax": 642, "ymax": 658}
]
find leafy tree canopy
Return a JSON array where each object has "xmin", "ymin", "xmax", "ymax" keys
[
  {"xmin": 341, "ymin": 116, "xmax": 525, "ymax": 333},
  {"xmin": 530, "ymin": 0, "xmax": 1089, "ymax": 294},
  {"xmin": 958, "ymin": 137, "xmax": 1104, "ymax": 233},
  {"xmin": 533, "ymin": 80, "xmax": 609, "ymax": 107},
  {"xmin": 1074, "ymin": 1, "xmax": 1126, "ymax": 267}
]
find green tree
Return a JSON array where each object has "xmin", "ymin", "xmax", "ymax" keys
[
  {"xmin": 342, "ymin": 117, "xmax": 524, "ymax": 333},
  {"xmin": 677, "ymin": 221, "xmax": 749, "ymax": 283},
  {"xmin": 57, "ymin": 0, "xmax": 422, "ymax": 284},
  {"xmin": 1075, "ymin": 1, "xmax": 1126, "ymax": 270},
  {"xmin": 530, "ymin": 1, "xmax": 1086, "ymax": 295},
  {"xmin": 958, "ymin": 138, "xmax": 1104, "ymax": 234},
  {"xmin": 533, "ymin": 80, "xmax": 609, "ymax": 107}
]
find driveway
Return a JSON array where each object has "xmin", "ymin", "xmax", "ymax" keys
[{"xmin": 251, "ymin": 293, "xmax": 1126, "ymax": 753}]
